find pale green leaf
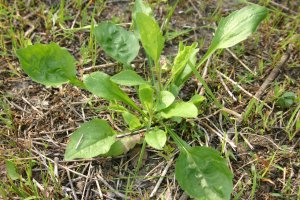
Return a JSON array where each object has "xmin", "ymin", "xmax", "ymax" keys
[
  {"xmin": 5, "ymin": 160, "xmax": 19, "ymax": 180},
  {"xmin": 189, "ymin": 94, "xmax": 206, "ymax": 107},
  {"xmin": 132, "ymin": 0, "xmax": 152, "ymax": 38},
  {"xmin": 145, "ymin": 129, "xmax": 167, "ymax": 150},
  {"xmin": 64, "ymin": 119, "xmax": 116, "ymax": 160},
  {"xmin": 94, "ymin": 22, "xmax": 140, "ymax": 65},
  {"xmin": 84, "ymin": 71, "xmax": 140, "ymax": 111},
  {"xmin": 16, "ymin": 43, "xmax": 77, "ymax": 87},
  {"xmin": 122, "ymin": 111, "xmax": 142, "ymax": 130},
  {"xmin": 210, "ymin": 5, "xmax": 268, "ymax": 49},
  {"xmin": 111, "ymin": 70, "xmax": 147, "ymax": 86},
  {"xmin": 160, "ymin": 102, "xmax": 198, "ymax": 119},
  {"xmin": 136, "ymin": 13, "xmax": 165, "ymax": 63},
  {"xmin": 132, "ymin": 0, "xmax": 152, "ymax": 20},
  {"xmin": 175, "ymin": 147, "xmax": 233, "ymax": 200},
  {"xmin": 105, "ymin": 134, "xmax": 142, "ymax": 157},
  {"xmin": 171, "ymin": 42, "xmax": 199, "ymax": 86},
  {"xmin": 139, "ymin": 84, "xmax": 154, "ymax": 111},
  {"xmin": 155, "ymin": 90, "xmax": 175, "ymax": 111}
]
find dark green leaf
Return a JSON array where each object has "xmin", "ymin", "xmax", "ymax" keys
[
  {"xmin": 276, "ymin": 92, "xmax": 296, "ymax": 108},
  {"xmin": 64, "ymin": 119, "xmax": 116, "ymax": 160},
  {"xmin": 84, "ymin": 71, "xmax": 140, "ymax": 112},
  {"xmin": 111, "ymin": 70, "xmax": 147, "ymax": 86},
  {"xmin": 5, "ymin": 160, "xmax": 19, "ymax": 180},
  {"xmin": 94, "ymin": 22, "xmax": 140, "ymax": 65},
  {"xmin": 160, "ymin": 102, "xmax": 198, "ymax": 119},
  {"xmin": 16, "ymin": 43, "xmax": 77, "ymax": 87},
  {"xmin": 136, "ymin": 13, "xmax": 165, "ymax": 63},
  {"xmin": 210, "ymin": 5, "xmax": 268, "ymax": 49},
  {"xmin": 176, "ymin": 147, "xmax": 233, "ymax": 200},
  {"xmin": 145, "ymin": 129, "xmax": 166, "ymax": 150}
]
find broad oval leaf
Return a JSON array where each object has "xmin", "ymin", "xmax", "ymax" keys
[
  {"xmin": 160, "ymin": 102, "xmax": 198, "ymax": 119},
  {"xmin": 175, "ymin": 147, "xmax": 233, "ymax": 200},
  {"xmin": 136, "ymin": 13, "xmax": 165, "ymax": 63},
  {"xmin": 210, "ymin": 5, "xmax": 268, "ymax": 49},
  {"xmin": 145, "ymin": 129, "xmax": 167, "ymax": 150},
  {"xmin": 16, "ymin": 43, "xmax": 77, "ymax": 87},
  {"xmin": 64, "ymin": 119, "xmax": 116, "ymax": 160},
  {"xmin": 5, "ymin": 160, "xmax": 19, "ymax": 180},
  {"xmin": 94, "ymin": 22, "xmax": 140, "ymax": 65},
  {"xmin": 84, "ymin": 71, "xmax": 140, "ymax": 111},
  {"xmin": 122, "ymin": 111, "xmax": 142, "ymax": 130},
  {"xmin": 276, "ymin": 92, "xmax": 296, "ymax": 108},
  {"xmin": 111, "ymin": 70, "xmax": 147, "ymax": 86},
  {"xmin": 139, "ymin": 84, "xmax": 154, "ymax": 111},
  {"xmin": 155, "ymin": 90, "xmax": 175, "ymax": 111}
]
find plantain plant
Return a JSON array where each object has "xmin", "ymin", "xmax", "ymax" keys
[{"xmin": 16, "ymin": 1, "xmax": 267, "ymax": 199}]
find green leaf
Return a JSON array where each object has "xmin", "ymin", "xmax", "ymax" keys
[
  {"xmin": 5, "ymin": 160, "xmax": 19, "ymax": 180},
  {"xmin": 132, "ymin": 0, "xmax": 152, "ymax": 20},
  {"xmin": 210, "ymin": 5, "xmax": 268, "ymax": 50},
  {"xmin": 105, "ymin": 134, "xmax": 142, "ymax": 157},
  {"xmin": 16, "ymin": 43, "xmax": 77, "ymax": 87},
  {"xmin": 155, "ymin": 90, "xmax": 175, "ymax": 111},
  {"xmin": 171, "ymin": 5, "xmax": 267, "ymax": 90},
  {"xmin": 64, "ymin": 119, "xmax": 116, "ymax": 160},
  {"xmin": 276, "ymin": 92, "xmax": 296, "ymax": 108},
  {"xmin": 175, "ymin": 147, "xmax": 233, "ymax": 200},
  {"xmin": 94, "ymin": 22, "xmax": 140, "ymax": 65},
  {"xmin": 132, "ymin": 0, "xmax": 152, "ymax": 38},
  {"xmin": 136, "ymin": 13, "xmax": 165, "ymax": 63},
  {"xmin": 107, "ymin": 104, "xmax": 128, "ymax": 113},
  {"xmin": 145, "ymin": 129, "xmax": 167, "ymax": 150},
  {"xmin": 171, "ymin": 42, "xmax": 199, "ymax": 87},
  {"xmin": 122, "ymin": 111, "xmax": 142, "ymax": 130},
  {"xmin": 111, "ymin": 70, "xmax": 147, "ymax": 86},
  {"xmin": 139, "ymin": 84, "xmax": 154, "ymax": 111},
  {"xmin": 296, "ymin": 119, "xmax": 300, "ymax": 131},
  {"xmin": 84, "ymin": 71, "xmax": 140, "ymax": 112},
  {"xmin": 160, "ymin": 102, "xmax": 198, "ymax": 119},
  {"xmin": 189, "ymin": 94, "xmax": 206, "ymax": 107}
]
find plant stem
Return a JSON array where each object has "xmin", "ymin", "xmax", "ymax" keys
[
  {"xmin": 155, "ymin": 60, "xmax": 162, "ymax": 91},
  {"xmin": 162, "ymin": 123, "xmax": 191, "ymax": 153},
  {"xmin": 147, "ymin": 54, "xmax": 155, "ymax": 86},
  {"xmin": 135, "ymin": 116, "xmax": 152, "ymax": 174},
  {"xmin": 128, "ymin": 115, "xmax": 153, "ymax": 197},
  {"xmin": 187, "ymin": 59, "xmax": 223, "ymax": 109}
]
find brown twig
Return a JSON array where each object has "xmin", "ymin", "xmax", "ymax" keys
[
  {"xmin": 226, "ymin": 48, "xmax": 256, "ymax": 75},
  {"xmin": 253, "ymin": 46, "xmax": 292, "ymax": 99},
  {"xmin": 67, "ymin": 170, "xmax": 78, "ymax": 200},
  {"xmin": 150, "ymin": 158, "xmax": 174, "ymax": 198},
  {"xmin": 216, "ymin": 70, "xmax": 272, "ymax": 109}
]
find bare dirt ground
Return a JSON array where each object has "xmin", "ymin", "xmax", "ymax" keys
[{"xmin": 0, "ymin": 0, "xmax": 299, "ymax": 199}]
